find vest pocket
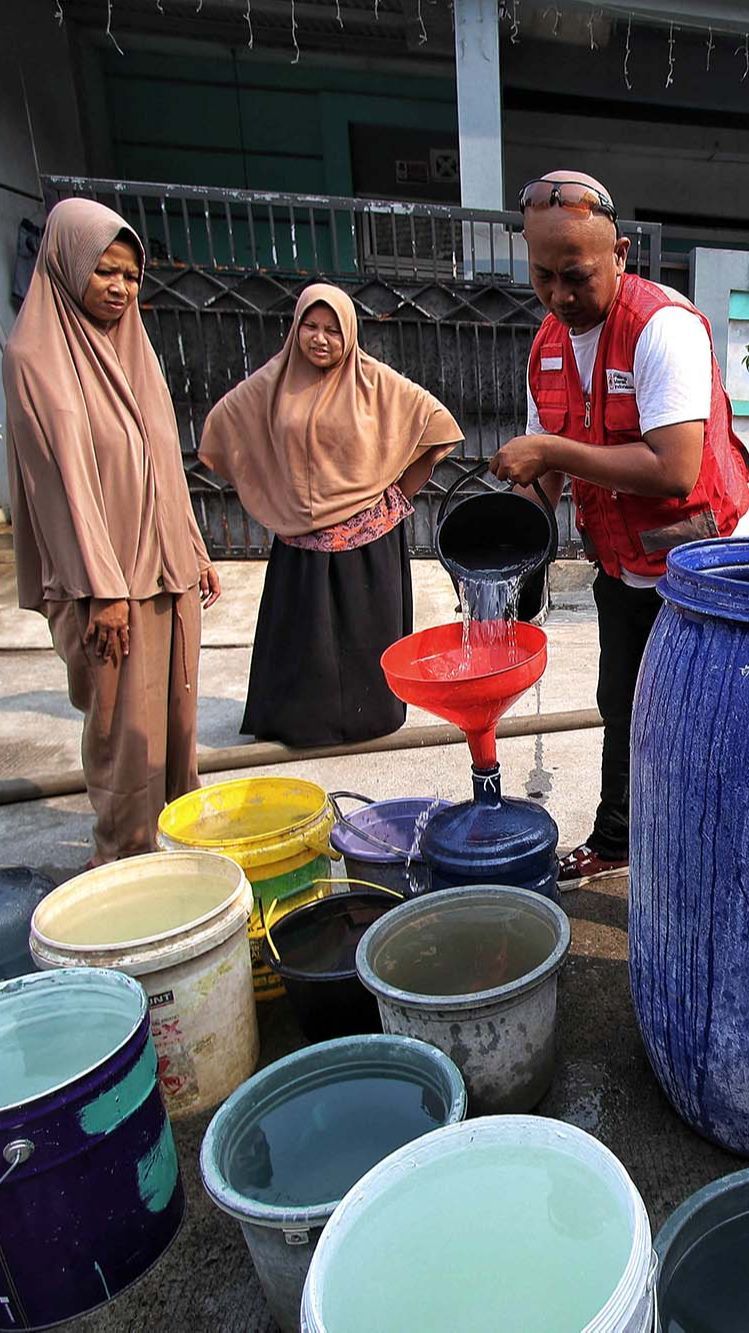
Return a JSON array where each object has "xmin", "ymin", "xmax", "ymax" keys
[
  {"xmin": 535, "ymin": 392, "xmax": 568, "ymax": 435},
  {"xmin": 604, "ymin": 395, "xmax": 641, "ymax": 440}
]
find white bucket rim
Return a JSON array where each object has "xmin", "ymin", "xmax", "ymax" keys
[
  {"xmin": 355, "ymin": 883, "xmax": 571, "ymax": 1012},
  {"xmin": 0, "ymin": 967, "xmax": 147, "ymax": 1113},
  {"xmin": 302, "ymin": 1114, "xmax": 653, "ymax": 1333},
  {"xmin": 30, "ymin": 850, "xmax": 250, "ymax": 954}
]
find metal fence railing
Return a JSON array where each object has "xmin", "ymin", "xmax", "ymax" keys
[{"xmin": 42, "ymin": 176, "xmax": 663, "ymax": 559}]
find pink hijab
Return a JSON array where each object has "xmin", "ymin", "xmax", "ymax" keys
[
  {"xmin": 199, "ymin": 283, "xmax": 463, "ymax": 536},
  {"xmin": 3, "ymin": 197, "xmax": 208, "ymax": 611}
]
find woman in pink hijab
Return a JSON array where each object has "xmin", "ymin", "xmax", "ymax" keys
[
  {"xmin": 200, "ymin": 283, "xmax": 462, "ymax": 747},
  {"xmin": 3, "ymin": 198, "xmax": 220, "ymax": 865}
]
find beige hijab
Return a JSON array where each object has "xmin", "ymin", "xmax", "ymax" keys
[
  {"xmin": 199, "ymin": 283, "xmax": 463, "ymax": 536},
  {"xmin": 3, "ymin": 197, "xmax": 209, "ymax": 612}
]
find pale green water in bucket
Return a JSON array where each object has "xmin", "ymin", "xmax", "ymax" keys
[
  {"xmin": 0, "ymin": 975, "xmax": 137, "ymax": 1107},
  {"xmin": 320, "ymin": 1142, "xmax": 632, "ymax": 1332}
]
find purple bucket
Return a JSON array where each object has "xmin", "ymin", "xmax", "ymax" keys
[
  {"xmin": 329, "ymin": 793, "xmax": 452, "ymax": 897},
  {"xmin": 0, "ymin": 968, "xmax": 184, "ymax": 1329}
]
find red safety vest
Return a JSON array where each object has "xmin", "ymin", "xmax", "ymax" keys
[{"xmin": 527, "ymin": 272, "xmax": 749, "ymax": 577}]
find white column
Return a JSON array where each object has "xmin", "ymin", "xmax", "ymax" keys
[{"xmin": 454, "ymin": 0, "xmax": 504, "ymax": 210}]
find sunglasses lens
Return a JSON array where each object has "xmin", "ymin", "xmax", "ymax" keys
[{"xmin": 520, "ymin": 180, "xmax": 616, "ymax": 220}]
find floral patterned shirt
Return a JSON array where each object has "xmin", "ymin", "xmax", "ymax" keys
[{"xmin": 279, "ymin": 485, "xmax": 413, "ymax": 552}]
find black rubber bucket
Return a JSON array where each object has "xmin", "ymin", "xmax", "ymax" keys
[
  {"xmin": 435, "ymin": 465, "xmax": 558, "ymax": 623},
  {"xmin": 262, "ymin": 891, "xmax": 401, "ymax": 1042}
]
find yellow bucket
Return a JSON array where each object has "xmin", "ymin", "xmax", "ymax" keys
[{"xmin": 158, "ymin": 777, "xmax": 337, "ymax": 1000}]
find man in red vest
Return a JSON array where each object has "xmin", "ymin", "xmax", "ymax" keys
[{"xmin": 490, "ymin": 169, "xmax": 749, "ymax": 888}]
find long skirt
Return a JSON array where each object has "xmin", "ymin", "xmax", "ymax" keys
[
  {"xmin": 47, "ymin": 589, "xmax": 201, "ymax": 862},
  {"xmin": 243, "ymin": 524, "xmax": 413, "ymax": 747}
]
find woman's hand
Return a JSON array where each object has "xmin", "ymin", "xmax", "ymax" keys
[
  {"xmin": 85, "ymin": 598, "xmax": 130, "ymax": 663},
  {"xmin": 200, "ymin": 565, "xmax": 221, "ymax": 608}
]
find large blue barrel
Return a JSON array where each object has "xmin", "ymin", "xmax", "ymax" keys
[
  {"xmin": 0, "ymin": 968, "xmax": 184, "ymax": 1328},
  {"xmin": 630, "ymin": 538, "xmax": 749, "ymax": 1152}
]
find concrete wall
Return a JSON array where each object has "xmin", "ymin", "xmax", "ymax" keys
[{"xmin": 0, "ymin": 0, "xmax": 86, "ymax": 510}]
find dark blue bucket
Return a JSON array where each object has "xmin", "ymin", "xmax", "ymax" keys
[
  {"xmin": 0, "ymin": 968, "xmax": 184, "ymax": 1328},
  {"xmin": 329, "ymin": 794, "xmax": 451, "ymax": 896},
  {"xmin": 0, "ymin": 867, "xmax": 55, "ymax": 981}
]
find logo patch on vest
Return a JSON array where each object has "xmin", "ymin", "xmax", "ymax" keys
[
  {"xmin": 606, "ymin": 368, "xmax": 635, "ymax": 395},
  {"xmin": 541, "ymin": 355, "xmax": 563, "ymax": 372}
]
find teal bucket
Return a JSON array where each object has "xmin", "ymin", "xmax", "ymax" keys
[{"xmin": 199, "ymin": 1034, "xmax": 466, "ymax": 1333}]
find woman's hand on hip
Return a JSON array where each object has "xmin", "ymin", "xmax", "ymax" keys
[
  {"xmin": 85, "ymin": 598, "xmax": 130, "ymax": 663},
  {"xmin": 200, "ymin": 565, "xmax": 221, "ymax": 609}
]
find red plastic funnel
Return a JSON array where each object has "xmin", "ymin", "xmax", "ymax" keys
[{"xmin": 381, "ymin": 620, "xmax": 547, "ymax": 770}]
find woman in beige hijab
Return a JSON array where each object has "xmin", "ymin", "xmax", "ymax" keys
[
  {"xmin": 200, "ymin": 283, "xmax": 462, "ymax": 746},
  {"xmin": 3, "ymin": 198, "xmax": 220, "ymax": 865}
]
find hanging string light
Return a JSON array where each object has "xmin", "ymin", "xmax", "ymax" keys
[
  {"xmin": 106, "ymin": 0, "xmax": 124, "ymax": 53},
  {"xmin": 542, "ymin": 5, "xmax": 561, "ymax": 37},
  {"xmin": 737, "ymin": 33, "xmax": 749, "ymax": 80},
  {"xmin": 623, "ymin": 13, "xmax": 632, "ymax": 90},
  {"xmin": 665, "ymin": 20, "xmax": 676, "ymax": 88},
  {"xmin": 79, "ymin": 0, "xmax": 749, "ymax": 73},
  {"xmin": 290, "ymin": 0, "xmax": 300, "ymax": 64},
  {"xmin": 510, "ymin": 0, "xmax": 520, "ymax": 45},
  {"xmin": 416, "ymin": 0, "xmax": 428, "ymax": 44}
]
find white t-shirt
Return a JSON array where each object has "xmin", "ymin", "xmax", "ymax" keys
[{"xmin": 525, "ymin": 302, "xmax": 741, "ymax": 587}]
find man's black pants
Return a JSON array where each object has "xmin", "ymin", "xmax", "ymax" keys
[{"xmin": 589, "ymin": 569, "xmax": 662, "ymax": 861}]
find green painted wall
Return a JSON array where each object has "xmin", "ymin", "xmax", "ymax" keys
[{"xmin": 99, "ymin": 47, "xmax": 457, "ymax": 199}]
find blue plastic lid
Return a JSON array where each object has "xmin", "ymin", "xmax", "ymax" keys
[
  {"xmin": 331, "ymin": 798, "xmax": 451, "ymax": 864},
  {"xmin": 660, "ymin": 538, "xmax": 749, "ymax": 624}
]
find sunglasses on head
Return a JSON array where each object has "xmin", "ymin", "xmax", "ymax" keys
[{"xmin": 519, "ymin": 179, "xmax": 618, "ymax": 225}]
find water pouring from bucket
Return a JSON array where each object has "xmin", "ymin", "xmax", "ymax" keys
[
  {"xmin": 380, "ymin": 470, "xmax": 560, "ymax": 899},
  {"xmin": 435, "ymin": 461, "xmax": 558, "ymax": 624},
  {"xmin": 381, "ymin": 620, "xmax": 547, "ymax": 773}
]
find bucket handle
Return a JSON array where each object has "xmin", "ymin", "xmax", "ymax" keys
[
  {"xmin": 436, "ymin": 461, "xmax": 559, "ymax": 563},
  {"xmin": 263, "ymin": 878, "xmax": 404, "ymax": 963},
  {"xmin": 309, "ymin": 877, "xmax": 405, "ymax": 899},
  {"xmin": 329, "ymin": 790, "xmax": 431, "ymax": 860}
]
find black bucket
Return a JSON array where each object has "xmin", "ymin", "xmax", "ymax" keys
[
  {"xmin": 435, "ymin": 465, "xmax": 558, "ymax": 622},
  {"xmin": 261, "ymin": 890, "xmax": 401, "ymax": 1042}
]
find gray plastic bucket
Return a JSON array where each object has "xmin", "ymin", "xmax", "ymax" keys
[
  {"xmin": 654, "ymin": 1167, "xmax": 749, "ymax": 1331},
  {"xmin": 356, "ymin": 884, "xmax": 570, "ymax": 1114},
  {"xmin": 199, "ymin": 1033, "xmax": 466, "ymax": 1333}
]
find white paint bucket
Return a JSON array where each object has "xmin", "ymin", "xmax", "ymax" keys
[
  {"xmin": 30, "ymin": 851, "xmax": 258, "ymax": 1119},
  {"xmin": 301, "ymin": 1116, "xmax": 656, "ymax": 1333}
]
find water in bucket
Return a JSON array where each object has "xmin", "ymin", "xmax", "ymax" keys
[
  {"xmin": 224, "ymin": 1071, "xmax": 447, "ymax": 1209},
  {"xmin": 659, "ymin": 1214, "xmax": 749, "ymax": 1332},
  {"xmin": 318, "ymin": 1141, "xmax": 632, "ymax": 1332},
  {"xmin": 1, "ymin": 991, "xmax": 135, "ymax": 1104}
]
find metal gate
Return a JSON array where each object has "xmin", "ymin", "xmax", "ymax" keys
[{"xmin": 42, "ymin": 176, "xmax": 662, "ymax": 558}]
